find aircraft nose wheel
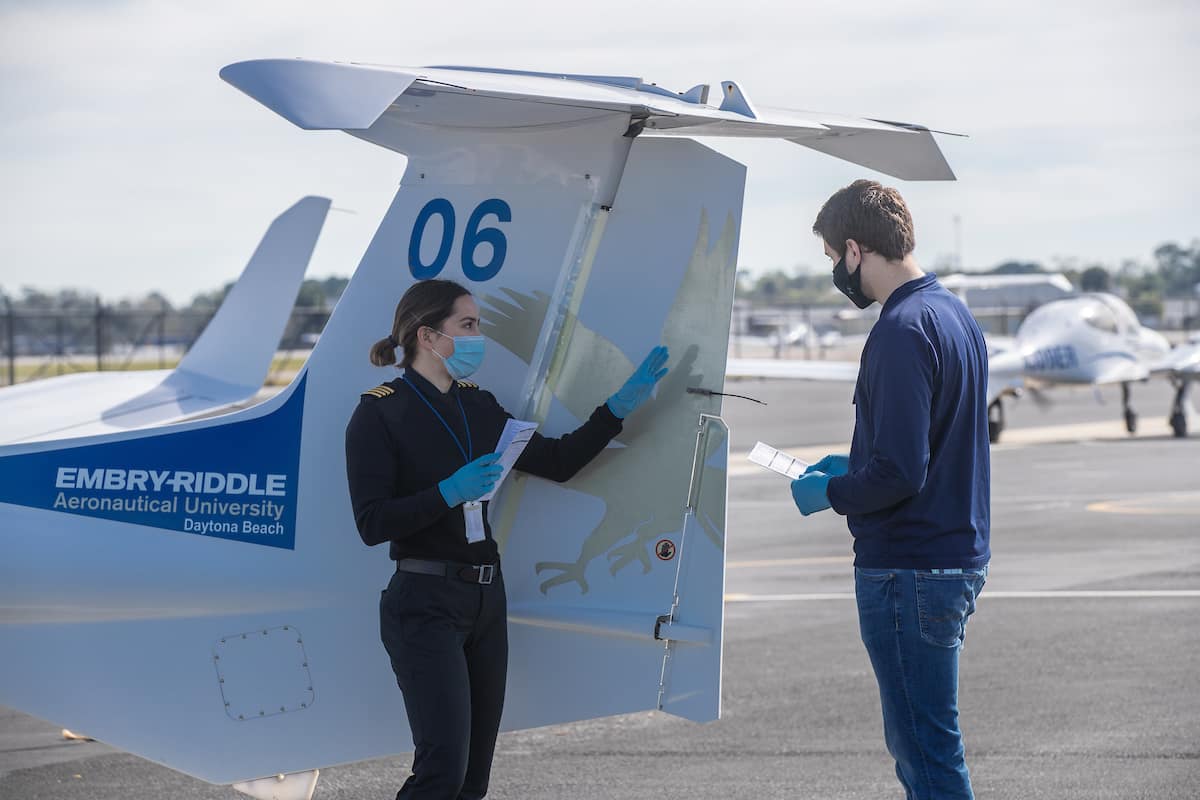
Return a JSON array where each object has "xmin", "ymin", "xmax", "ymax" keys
[{"xmin": 1124, "ymin": 409, "xmax": 1138, "ymax": 434}]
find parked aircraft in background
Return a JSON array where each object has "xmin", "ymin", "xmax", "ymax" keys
[
  {"xmin": 729, "ymin": 292, "xmax": 1197, "ymax": 441},
  {"xmin": 0, "ymin": 60, "xmax": 958, "ymax": 800},
  {"xmin": 985, "ymin": 293, "xmax": 1184, "ymax": 439},
  {"xmin": 0, "ymin": 197, "xmax": 330, "ymax": 444}
]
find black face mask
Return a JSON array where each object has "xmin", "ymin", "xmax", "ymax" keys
[{"xmin": 832, "ymin": 255, "xmax": 875, "ymax": 309}]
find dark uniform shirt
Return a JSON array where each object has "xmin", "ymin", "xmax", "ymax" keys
[
  {"xmin": 344, "ymin": 369, "xmax": 623, "ymax": 564},
  {"xmin": 826, "ymin": 273, "xmax": 991, "ymax": 570}
]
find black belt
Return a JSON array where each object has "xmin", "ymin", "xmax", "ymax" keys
[{"xmin": 396, "ymin": 558, "xmax": 498, "ymax": 585}]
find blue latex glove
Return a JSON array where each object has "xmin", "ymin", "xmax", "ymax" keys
[
  {"xmin": 606, "ymin": 345, "xmax": 670, "ymax": 419},
  {"xmin": 791, "ymin": 471, "xmax": 832, "ymax": 516},
  {"xmin": 438, "ymin": 453, "xmax": 503, "ymax": 508},
  {"xmin": 806, "ymin": 454, "xmax": 850, "ymax": 477}
]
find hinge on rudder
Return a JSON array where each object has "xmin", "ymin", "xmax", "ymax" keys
[
  {"xmin": 655, "ymin": 615, "xmax": 672, "ymax": 711},
  {"xmin": 654, "ymin": 616, "xmax": 714, "ymax": 645}
]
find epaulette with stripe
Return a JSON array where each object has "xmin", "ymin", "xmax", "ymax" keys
[
  {"xmin": 360, "ymin": 384, "xmax": 395, "ymax": 400},
  {"xmin": 455, "ymin": 380, "xmax": 479, "ymax": 390}
]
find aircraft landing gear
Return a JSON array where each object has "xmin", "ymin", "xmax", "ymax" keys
[
  {"xmin": 1169, "ymin": 379, "xmax": 1191, "ymax": 438},
  {"xmin": 1121, "ymin": 382, "xmax": 1137, "ymax": 434},
  {"xmin": 988, "ymin": 398, "xmax": 1005, "ymax": 444}
]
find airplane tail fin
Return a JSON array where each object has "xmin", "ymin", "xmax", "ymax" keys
[{"xmin": 176, "ymin": 196, "xmax": 330, "ymax": 392}]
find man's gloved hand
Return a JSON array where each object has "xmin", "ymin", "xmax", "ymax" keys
[
  {"xmin": 806, "ymin": 454, "xmax": 850, "ymax": 477},
  {"xmin": 438, "ymin": 453, "xmax": 503, "ymax": 508},
  {"xmin": 791, "ymin": 471, "xmax": 832, "ymax": 516},
  {"xmin": 607, "ymin": 345, "xmax": 670, "ymax": 419}
]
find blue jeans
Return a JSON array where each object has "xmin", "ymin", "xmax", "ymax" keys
[{"xmin": 855, "ymin": 566, "xmax": 988, "ymax": 800}]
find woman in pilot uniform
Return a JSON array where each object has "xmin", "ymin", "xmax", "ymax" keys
[{"xmin": 344, "ymin": 278, "xmax": 668, "ymax": 800}]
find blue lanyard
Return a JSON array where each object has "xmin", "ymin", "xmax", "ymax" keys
[{"xmin": 402, "ymin": 375, "xmax": 473, "ymax": 464}]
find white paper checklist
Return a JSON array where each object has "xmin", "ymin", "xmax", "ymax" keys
[
  {"xmin": 479, "ymin": 418, "xmax": 538, "ymax": 503},
  {"xmin": 747, "ymin": 441, "xmax": 809, "ymax": 480}
]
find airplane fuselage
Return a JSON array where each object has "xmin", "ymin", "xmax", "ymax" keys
[{"xmin": 1013, "ymin": 293, "xmax": 1169, "ymax": 386}]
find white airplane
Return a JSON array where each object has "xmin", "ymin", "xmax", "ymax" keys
[
  {"xmin": 0, "ymin": 60, "xmax": 958, "ymax": 800},
  {"xmin": 729, "ymin": 291, "xmax": 1199, "ymax": 441},
  {"xmin": 0, "ymin": 196, "xmax": 331, "ymax": 445}
]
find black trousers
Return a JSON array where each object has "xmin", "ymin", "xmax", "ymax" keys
[{"xmin": 379, "ymin": 565, "xmax": 508, "ymax": 800}]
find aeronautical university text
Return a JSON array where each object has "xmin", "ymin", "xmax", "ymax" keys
[{"xmin": 51, "ymin": 492, "xmax": 286, "ymax": 523}]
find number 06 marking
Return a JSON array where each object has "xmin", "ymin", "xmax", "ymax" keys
[{"xmin": 408, "ymin": 198, "xmax": 512, "ymax": 282}]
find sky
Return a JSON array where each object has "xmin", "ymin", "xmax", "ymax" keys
[{"xmin": 1, "ymin": 0, "xmax": 1197, "ymax": 305}]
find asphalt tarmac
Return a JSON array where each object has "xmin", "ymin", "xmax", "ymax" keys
[{"xmin": 2, "ymin": 379, "xmax": 1197, "ymax": 799}]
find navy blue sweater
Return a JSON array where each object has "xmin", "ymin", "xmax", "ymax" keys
[{"xmin": 827, "ymin": 274, "xmax": 991, "ymax": 569}]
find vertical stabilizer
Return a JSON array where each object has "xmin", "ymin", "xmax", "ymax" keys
[{"xmin": 176, "ymin": 196, "xmax": 330, "ymax": 391}]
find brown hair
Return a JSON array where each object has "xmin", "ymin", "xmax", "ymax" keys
[
  {"xmin": 812, "ymin": 179, "xmax": 916, "ymax": 261},
  {"xmin": 369, "ymin": 279, "xmax": 472, "ymax": 367}
]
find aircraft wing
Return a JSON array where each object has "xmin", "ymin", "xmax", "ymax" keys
[
  {"xmin": 220, "ymin": 60, "xmax": 958, "ymax": 180},
  {"xmin": 1088, "ymin": 354, "xmax": 1151, "ymax": 385},
  {"xmin": 726, "ymin": 357, "xmax": 859, "ymax": 381},
  {"xmin": 0, "ymin": 370, "xmax": 229, "ymax": 445},
  {"xmin": 985, "ymin": 349, "xmax": 1028, "ymax": 404},
  {"xmin": 0, "ymin": 197, "xmax": 330, "ymax": 445},
  {"xmin": 1151, "ymin": 342, "xmax": 1200, "ymax": 377}
]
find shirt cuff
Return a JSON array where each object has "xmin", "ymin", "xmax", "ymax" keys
[
  {"xmin": 593, "ymin": 402, "xmax": 625, "ymax": 434},
  {"xmin": 826, "ymin": 475, "xmax": 849, "ymax": 516}
]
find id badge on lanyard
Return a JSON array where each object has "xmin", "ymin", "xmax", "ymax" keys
[{"xmin": 463, "ymin": 501, "xmax": 486, "ymax": 543}]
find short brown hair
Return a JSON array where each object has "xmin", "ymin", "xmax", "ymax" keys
[
  {"xmin": 812, "ymin": 179, "xmax": 915, "ymax": 261},
  {"xmin": 370, "ymin": 279, "xmax": 471, "ymax": 367}
]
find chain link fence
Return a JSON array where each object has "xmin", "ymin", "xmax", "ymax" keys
[{"xmin": 0, "ymin": 301, "xmax": 331, "ymax": 388}]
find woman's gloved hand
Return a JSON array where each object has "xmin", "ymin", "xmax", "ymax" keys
[
  {"xmin": 606, "ymin": 345, "xmax": 670, "ymax": 419},
  {"xmin": 806, "ymin": 454, "xmax": 850, "ymax": 477},
  {"xmin": 438, "ymin": 453, "xmax": 503, "ymax": 508},
  {"xmin": 791, "ymin": 471, "xmax": 832, "ymax": 516}
]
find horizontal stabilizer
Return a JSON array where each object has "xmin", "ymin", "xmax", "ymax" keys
[
  {"xmin": 221, "ymin": 60, "xmax": 957, "ymax": 181},
  {"xmin": 788, "ymin": 127, "xmax": 956, "ymax": 181},
  {"xmin": 221, "ymin": 60, "xmax": 418, "ymax": 130}
]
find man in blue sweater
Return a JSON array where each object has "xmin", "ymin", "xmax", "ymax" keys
[{"xmin": 791, "ymin": 180, "xmax": 990, "ymax": 800}]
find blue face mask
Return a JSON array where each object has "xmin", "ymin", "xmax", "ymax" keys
[{"xmin": 431, "ymin": 330, "xmax": 485, "ymax": 380}]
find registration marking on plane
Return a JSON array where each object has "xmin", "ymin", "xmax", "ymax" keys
[{"xmin": 725, "ymin": 590, "xmax": 1200, "ymax": 602}]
